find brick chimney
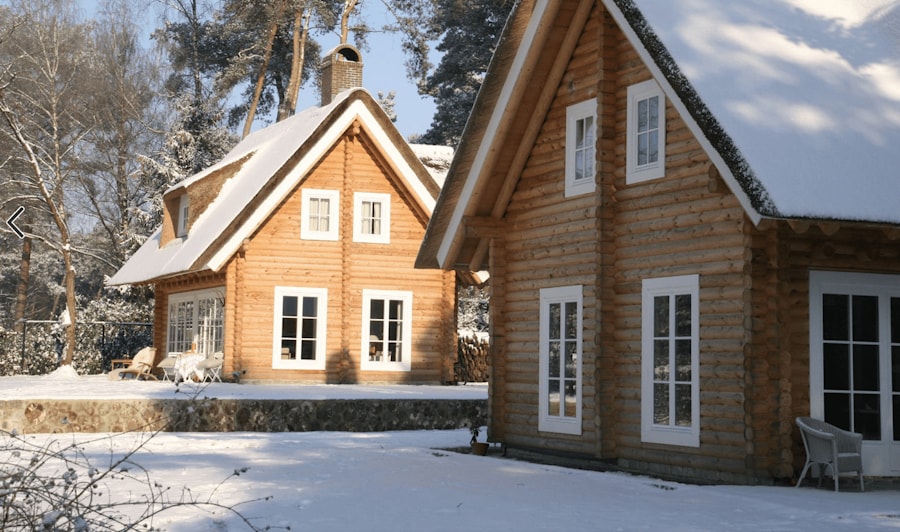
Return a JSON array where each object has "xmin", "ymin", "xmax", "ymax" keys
[{"xmin": 321, "ymin": 44, "xmax": 363, "ymax": 106}]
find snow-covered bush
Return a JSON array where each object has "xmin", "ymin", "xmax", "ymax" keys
[
  {"xmin": 0, "ymin": 295, "xmax": 153, "ymax": 377},
  {"xmin": 458, "ymin": 285, "xmax": 489, "ymax": 334}
]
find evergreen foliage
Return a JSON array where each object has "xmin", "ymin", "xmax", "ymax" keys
[{"xmin": 418, "ymin": 0, "xmax": 514, "ymax": 146}]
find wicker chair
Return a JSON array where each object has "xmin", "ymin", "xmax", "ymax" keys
[{"xmin": 795, "ymin": 416, "xmax": 864, "ymax": 492}]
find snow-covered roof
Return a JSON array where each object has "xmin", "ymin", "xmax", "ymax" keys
[
  {"xmin": 109, "ymin": 88, "xmax": 440, "ymax": 286},
  {"xmin": 615, "ymin": 0, "xmax": 900, "ymax": 223},
  {"xmin": 418, "ymin": 0, "xmax": 900, "ymax": 273}
]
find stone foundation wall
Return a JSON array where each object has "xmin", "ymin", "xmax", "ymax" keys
[{"xmin": 0, "ymin": 398, "xmax": 487, "ymax": 434}]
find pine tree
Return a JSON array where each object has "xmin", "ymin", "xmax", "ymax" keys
[{"xmin": 418, "ymin": 0, "xmax": 514, "ymax": 146}]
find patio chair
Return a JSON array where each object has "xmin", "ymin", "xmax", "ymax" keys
[
  {"xmin": 795, "ymin": 416, "xmax": 864, "ymax": 492},
  {"xmin": 108, "ymin": 347, "xmax": 158, "ymax": 381},
  {"xmin": 197, "ymin": 352, "xmax": 224, "ymax": 383},
  {"xmin": 157, "ymin": 355, "xmax": 178, "ymax": 382}
]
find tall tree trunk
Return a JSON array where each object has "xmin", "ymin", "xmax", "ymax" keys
[
  {"xmin": 0, "ymin": 96, "xmax": 79, "ymax": 367},
  {"xmin": 280, "ymin": 9, "xmax": 310, "ymax": 120},
  {"xmin": 339, "ymin": 0, "xmax": 359, "ymax": 44},
  {"xmin": 243, "ymin": 0, "xmax": 286, "ymax": 138},
  {"xmin": 61, "ymin": 246, "xmax": 77, "ymax": 366},
  {"xmin": 14, "ymin": 234, "xmax": 31, "ymax": 335}
]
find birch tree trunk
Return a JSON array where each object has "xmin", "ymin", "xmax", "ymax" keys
[{"xmin": 0, "ymin": 97, "xmax": 79, "ymax": 365}]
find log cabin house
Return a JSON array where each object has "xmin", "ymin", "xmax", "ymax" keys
[
  {"xmin": 416, "ymin": 0, "xmax": 900, "ymax": 483},
  {"xmin": 110, "ymin": 45, "xmax": 457, "ymax": 384}
]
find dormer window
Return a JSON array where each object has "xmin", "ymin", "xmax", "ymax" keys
[
  {"xmin": 176, "ymin": 194, "xmax": 190, "ymax": 237},
  {"xmin": 627, "ymin": 80, "xmax": 666, "ymax": 184}
]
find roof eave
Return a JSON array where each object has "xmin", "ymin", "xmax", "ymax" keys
[{"xmin": 423, "ymin": 0, "xmax": 561, "ymax": 271}]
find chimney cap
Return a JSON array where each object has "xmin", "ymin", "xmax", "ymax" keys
[{"xmin": 323, "ymin": 43, "xmax": 362, "ymax": 65}]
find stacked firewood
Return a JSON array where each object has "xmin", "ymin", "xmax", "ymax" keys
[{"xmin": 455, "ymin": 333, "xmax": 489, "ymax": 383}]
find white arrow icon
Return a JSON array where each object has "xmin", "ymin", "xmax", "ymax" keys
[{"xmin": 7, "ymin": 206, "xmax": 24, "ymax": 239}]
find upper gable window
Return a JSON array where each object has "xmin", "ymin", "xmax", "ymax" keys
[
  {"xmin": 353, "ymin": 192, "xmax": 391, "ymax": 244},
  {"xmin": 565, "ymin": 99, "xmax": 597, "ymax": 198},
  {"xmin": 176, "ymin": 194, "xmax": 190, "ymax": 238},
  {"xmin": 301, "ymin": 189, "xmax": 339, "ymax": 241},
  {"xmin": 627, "ymin": 80, "xmax": 666, "ymax": 184}
]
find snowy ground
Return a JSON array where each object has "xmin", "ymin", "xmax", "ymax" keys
[
  {"xmin": 2, "ymin": 370, "xmax": 899, "ymax": 531},
  {"xmin": 0, "ymin": 367, "xmax": 489, "ymax": 401}
]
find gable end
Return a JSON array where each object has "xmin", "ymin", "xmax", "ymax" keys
[{"xmin": 609, "ymin": 0, "xmax": 778, "ymax": 219}]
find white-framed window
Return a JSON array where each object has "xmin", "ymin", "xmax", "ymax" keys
[
  {"xmin": 176, "ymin": 194, "xmax": 190, "ymax": 237},
  {"xmin": 809, "ymin": 271, "xmax": 900, "ymax": 476},
  {"xmin": 538, "ymin": 285, "xmax": 583, "ymax": 435},
  {"xmin": 272, "ymin": 287, "xmax": 328, "ymax": 370},
  {"xmin": 361, "ymin": 289, "xmax": 412, "ymax": 371},
  {"xmin": 565, "ymin": 99, "xmax": 597, "ymax": 198},
  {"xmin": 301, "ymin": 189, "xmax": 339, "ymax": 241},
  {"xmin": 627, "ymin": 79, "xmax": 666, "ymax": 184},
  {"xmin": 641, "ymin": 274, "xmax": 700, "ymax": 447},
  {"xmin": 167, "ymin": 288, "xmax": 225, "ymax": 357},
  {"xmin": 353, "ymin": 192, "xmax": 391, "ymax": 244}
]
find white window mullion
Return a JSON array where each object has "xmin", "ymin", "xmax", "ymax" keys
[
  {"xmin": 361, "ymin": 289, "xmax": 412, "ymax": 371},
  {"xmin": 301, "ymin": 189, "xmax": 340, "ymax": 241},
  {"xmin": 273, "ymin": 287, "xmax": 328, "ymax": 370},
  {"xmin": 539, "ymin": 285, "xmax": 583, "ymax": 435},
  {"xmin": 166, "ymin": 288, "xmax": 225, "ymax": 358},
  {"xmin": 353, "ymin": 193, "xmax": 391, "ymax": 244},
  {"xmin": 641, "ymin": 274, "xmax": 699, "ymax": 447},
  {"xmin": 565, "ymin": 99, "xmax": 597, "ymax": 198},
  {"xmin": 627, "ymin": 80, "xmax": 666, "ymax": 184}
]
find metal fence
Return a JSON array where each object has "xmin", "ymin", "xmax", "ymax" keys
[{"xmin": 1, "ymin": 320, "xmax": 152, "ymax": 376}]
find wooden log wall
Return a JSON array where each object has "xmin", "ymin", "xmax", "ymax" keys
[
  {"xmin": 227, "ymin": 127, "xmax": 455, "ymax": 384},
  {"xmin": 498, "ymin": 1, "xmax": 603, "ymax": 456},
  {"xmin": 491, "ymin": 0, "xmax": 767, "ymax": 481}
]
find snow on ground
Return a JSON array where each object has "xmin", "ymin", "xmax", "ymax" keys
[
  {"xmin": 0, "ymin": 367, "xmax": 488, "ymax": 401},
  {"xmin": 2, "ymin": 372, "xmax": 899, "ymax": 531},
  {"xmin": 9, "ymin": 429, "xmax": 899, "ymax": 532}
]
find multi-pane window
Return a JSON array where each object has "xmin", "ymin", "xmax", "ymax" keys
[
  {"xmin": 821, "ymin": 293, "xmax": 882, "ymax": 439},
  {"xmin": 167, "ymin": 288, "xmax": 224, "ymax": 357},
  {"xmin": 565, "ymin": 99, "xmax": 597, "ymax": 197},
  {"xmin": 273, "ymin": 287, "xmax": 327, "ymax": 370},
  {"xmin": 539, "ymin": 286, "xmax": 583, "ymax": 435},
  {"xmin": 361, "ymin": 201, "xmax": 381, "ymax": 236},
  {"xmin": 361, "ymin": 289, "xmax": 411, "ymax": 371},
  {"xmin": 627, "ymin": 80, "xmax": 666, "ymax": 183},
  {"xmin": 353, "ymin": 193, "xmax": 391, "ymax": 244},
  {"xmin": 309, "ymin": 197, "xmax": 331, "ymax": 232},
  {"xmin": 636, "ymin": 95, "xmax": 660, "ymax": 167},
  {"xmin": 301, "ymin": 189, "xmax": 339, "ymax": 241},
  {"xmin": 168, "ymin": 298, "xmax": 194, "ymax": 354},
  {"xmin": 641, "ymin": 275, "xmax": 699, "ymax": 447},
  {"xmin": 810, "ymin": 271, "xmax": 900, "ymax": 476}
]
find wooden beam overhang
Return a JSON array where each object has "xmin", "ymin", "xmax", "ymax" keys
[
  {"xmin": 463, "ymin": 0, "xmax": 596, "ymax": 275},
  {"xmin": 465, "ymin": 216, "xmax": 506, "ymax": 239}
]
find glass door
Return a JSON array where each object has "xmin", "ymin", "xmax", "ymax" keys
[{"xmin": 810, "ymin": 271, "xmax": 900, "ymax": 475}]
